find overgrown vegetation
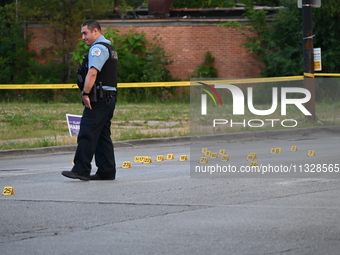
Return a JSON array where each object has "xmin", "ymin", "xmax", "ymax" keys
[
  {"xmin": 192, "ymin": 51, "xmax": 218, "ymax": 78},
  {"xmin": 220, "ymin": 0, "xmax": 340, "ymax": 78},
  {"xmin": 1, "ymin": 0, "xmax": 340, "ymax": 104},
  {"xmin": 71, "ymin": 28, "xmax": 176, "ymax": 102},
  {"xmin": 1, "ymin": 97, "xmax": 339, "ymax": 149},
  {"xmin": 0, "ymin": 1, "xmax": 178, "ymax": 103},
  {"xmin": 0, "ymin": 101, "xmax": 190, "ymax": 150}
]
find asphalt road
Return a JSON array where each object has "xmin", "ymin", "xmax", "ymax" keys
[{"xmin": 1, "ymin": 127, "xmax": 340, "ymax": 255}]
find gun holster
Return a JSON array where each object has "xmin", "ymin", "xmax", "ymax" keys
[{"xmin": 89, "ymin": 84, "xmax": 97, "ymax": 103}]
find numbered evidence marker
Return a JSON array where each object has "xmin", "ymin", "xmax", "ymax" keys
[
  {"xmin": 143, "ymin": 157, "xmax": 153, "ymax": 163},
  {"xmin": 122, "ymin": 161, "xmax": 132, "ymax": 168},
  {"xmin": 210, "ymin": 153, "xmax": 218, "ymax": 159},
  {"xmin": 219, "ymin": 149, "xmax": 226, "ymax": 155},
  {"xmin": 179, "ymin": 155, "xmax": 188, "ymax": 161},
  {"xmin": 250, "ymin": 153, "xmax": 257, "ymax": 159},
  {"xmin": 199, "ymin": 157, "xmax": 209, "ymax": 163},
  {"xmin": 201, "ymin": 148, "xmax": 208, "ymax": 154},
  {"xmin": 247, "ymin": 153, "xmax": 257, "ymax": 161},
  {"xmin": 307, "ymin": 150, "xmax": 316, "ymax": 156},
  {"xmin": 204, "ymin": 150, "xmax": 212, "ymax": 157},
  {"xmin": 2, "ymin": 187, "xmax": 14, "ymax": 195},
  {"xmin": 290, "ymin": 146, "xmax": 298, "ymax": 151},
  {"xmin": 156, "ymin": 155, "xmax": 164, "ymax": 161},
  {"xmin": 134, "ymin": 156, "xmax": 145, "ymax": 162},
  {"xmin": 270, "ymin": 148, "xmax": 282, "ymax": 154},
  {"xmin": 221, "ymin": 155, "xmax": 230, "ymax": 161},
  {"xmin": 250, "ymin": 161, "xmax": 259, "ymax": 167},
  {"xmin": 166, "ymin": 154, "xmax": 175, "ymax": 160}
]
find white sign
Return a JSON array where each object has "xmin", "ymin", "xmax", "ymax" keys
[
  {"xmin": 298, "ymin": 0, "xmax": 321, "ymax": 8},
  {"xmin": 314, "ymin": 48, "xmax": 322, "ymax": 71}
]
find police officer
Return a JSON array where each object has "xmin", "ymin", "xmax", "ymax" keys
[{"xmin": 62, "ymin": 19, "xmax": 118, "ymax": 181}]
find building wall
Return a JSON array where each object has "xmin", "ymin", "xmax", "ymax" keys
[
  {"xmin": 27, "ymin": 20, "xmax": 261, "ymax": 80},
  {"xmin": 26, "ymin": 25, "xmax": 55, "ymax": 63}
]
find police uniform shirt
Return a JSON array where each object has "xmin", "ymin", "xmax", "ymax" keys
[{"xmin": 88, "ymin": 35, "xmax": 116, "ymax": 91}]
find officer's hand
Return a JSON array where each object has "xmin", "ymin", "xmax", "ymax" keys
[{"xmin": 82, "ymin": 95, "xmax": 92, "ymax": 109}]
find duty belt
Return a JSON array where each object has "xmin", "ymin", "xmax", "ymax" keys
[{"xmin": 103, "ymin": 90, "xmax": 117, "ymax": 97}]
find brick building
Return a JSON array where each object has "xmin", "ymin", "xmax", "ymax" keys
[{"xmin": 27, "ymin": 19, "xmax": 262, "ymax": 80}]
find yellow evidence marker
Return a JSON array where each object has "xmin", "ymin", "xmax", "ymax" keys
[
  {"xmin": 249, "ymin": 153, "xmax": 257, "ymax": 159},
  {"xmin": 134, "ymin": 156, "xmax": 145, "ymax": 162},
  {"xmin": 156, "ymin": 155, "xmax": 164, "ymax": 161},
  {"xmin": 210, "ymin": 153, "xmax": 218, "ymax": 159},
  {"xmin": 250, "ymin": 161, "xmax": 259, "ymax": 167},
  {"xmin": 271, "ymin": 148, "xmax": 282, "ymax": 154},
  {"xmin": 122, "ymin": 161, "xmax": 132, "ymax": 168},
  {"xmin": 219, "ymin": 149, "xmax": 226, "ymax": 155},
  {"xmin": 166, "ymin": 154, "xmax": 175, "ymax": 160},
  {"xmin": 2, "ymin": 187, "xmax": 14, "ymax": 195},
  {"xmin": 221, "ymin": 155, "xmax": 230, "ymax": 161},
  {"xmin": 307, "ymin": 150, "xmax": 316, "ymax": 156},
  {"xmin": 290, "ymin": 146, "xmax": 298, "ymax": 151},
  {"xmin": 199, "ymin": 157, "xmax": 209, "ymax": 163},
  {"xmin": 201, "ymin": 148, "xmax": 208, "ymax": 154},
  {"xmin": 143, "ymin": 157, "xmax": 153, "ymax": 163},
  {"xmin": 205, "ymin": 150, "xmax": 212, "ymax": 157},
  {"xmin": 247, "ymin": 153, "xmax": 257, "ymax": 161},
  {"xmin": 179, "ymin": 155, "xmax": 188, "ymax": 161}
]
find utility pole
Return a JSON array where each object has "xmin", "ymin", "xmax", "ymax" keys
[
  {"xmin": 302, "ymin": 0, "xmax": 316, "ymax": 120},
  {"xmin": 299, "ymin": 0, "xmax": 321, "ymax": 120}
]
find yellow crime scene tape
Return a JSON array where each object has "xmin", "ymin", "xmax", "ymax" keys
[
  {"xmin": 314, "ymin": 73, "xmax": 340, "ymax": 77},
  {"xmin": 0, "ymin": 74, "xmax": 338, "ymax": 89},
  {"xmin": 0, "ymin": 81, "xmax": 190, "ymax": 89}
]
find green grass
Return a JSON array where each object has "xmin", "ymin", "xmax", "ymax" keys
[
  {"xmin": 1, "ymin": 100, "xmax": 339, "ymax": 150},
  {"xmin": 0, "ymin": 102, "xmax": 190, "ymax": 150}
]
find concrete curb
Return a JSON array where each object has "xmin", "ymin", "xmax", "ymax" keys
[{"xmin": 1, "ymin": 126, "xmax": 339, "ymax": 157}]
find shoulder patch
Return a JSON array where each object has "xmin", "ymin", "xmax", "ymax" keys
[{"xmin": 91, "ymin": 47, "xmax": 101, "ymax": 56}]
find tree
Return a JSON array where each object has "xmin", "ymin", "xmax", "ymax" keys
[
  {"xmin": 0, "ymin": 3, "xmax": 36, "ymax": 84},
  {"xmin": 257, "ymin": 0, "xmax": 303, "ymax": 76},
  {"xmin": 192, "ymin": 51, "xmax": 218, "ymax": 78},
  {"xmin": 220, "ymin": 0, "xmax": 337, "ymax": 77},
  {"xmin": 0, "ymin": 0, "xmax": 13, "ymax": 6},
  {"xmin": 71, "ymin": 28, "xmax": 174, "ymax": 102},
  {"xmin": 220, "ymin": 0, "xmax": 340, "ymax": 102},
  {"xmin": 19, "ymin": 0, "xmax": 115, "ymax": 83},
  {"xmin": 313, "ymin": 0, "xmax": 340, "ymax": 73}
]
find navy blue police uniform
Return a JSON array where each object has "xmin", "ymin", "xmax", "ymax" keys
[{"xmin": 70, "ymin": 35, "xmax": 118, "ymax": 180}]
